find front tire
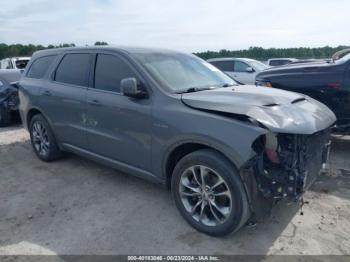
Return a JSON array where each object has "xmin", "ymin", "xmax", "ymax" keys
[
  {"xmin": 172, "ymin": 149, "xmax": 250, "ymax": 236},
  {"xmin": 29, "ymin": 114, "xmax": 62, "ymax": 161}
]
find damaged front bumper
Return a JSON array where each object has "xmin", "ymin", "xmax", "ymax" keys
[
  {"xmin": 0, "ymin": 84, "xmax": 19, "ymax": 111},
  {"xmin": 241, "ymin": 128, "xmax": 331, "ymax": 217}
]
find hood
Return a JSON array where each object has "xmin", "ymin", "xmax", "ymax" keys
[
  {"xmin": 257, "ymin": 61, "xmax": 334, "ymax": 77},
  {"xmin": 181, "ymin": 85, "xmax": 336, "ymax": 134}
]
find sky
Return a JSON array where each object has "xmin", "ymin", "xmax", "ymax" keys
[{"xmin": 0, "ymin": 0, "xmax": 349, "ymax": 52}]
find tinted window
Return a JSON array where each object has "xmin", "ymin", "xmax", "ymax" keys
[
  {"xmin": 27, "ymin": 56, "xmax": 56, "ymax": 79},
  {"xmin": 55, "ymin": 54, "xmax": 91, "ymax": 86},
  {"xmin": 210, "ymin": 61, "xmax": 234, "ymax": 72},
  {"xmin": 16, "ymin": 59, "xmax": 29, "ymax": 69},
  {"xmin": 234, "ymin": 61, "xmax": 250, "ymax": 72},
  {"xmin": 269, "ymin": 60, "xmax": 290, "ymax": 66},
  {"xmin": 94, "ymin": 54, "xmax": 137, "ymax": 92}
]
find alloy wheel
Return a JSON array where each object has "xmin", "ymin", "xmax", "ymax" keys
[
  {"xmin": 179, "ymin": 165, "xmax": 233, "ymax": 227},
  {"xmin": 32, "ymin": 121, "xmax": 50, "ymax": 156}
]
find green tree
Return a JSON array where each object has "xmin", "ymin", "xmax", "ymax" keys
[{"xmin": 94, "ymin": 41, "xmax": 108, "ymax": 46}]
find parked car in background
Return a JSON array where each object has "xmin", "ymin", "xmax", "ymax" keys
[
  {"xmin": 207, "ymin": 58, "xmax": 269, "ymax": 84},
  {"xmin": 0, "ymin": 69, "xmax": 21, "ymax": 126},
  {"xmin": 288, "ymin": 59, "xmax": 330, "ymax": 65},
  {"xmin": 256, "ymin": 53, "xmax": 350, "ymax": 130},
  {"xmin": 266, "ymin": 58, "xmax": 298, "ymax": 67},
  {"xmin": 19, "ymin": 46, "xmax": 335, "ymax": 236},
  {"xmin": 0, "ymin": 57, "xmax": 31, "ymax": 70}
]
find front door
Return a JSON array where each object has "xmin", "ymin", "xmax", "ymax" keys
[
  {"xmin": 231, "ymin": 61, "xmax": 255, "ymax": 85},
  {"xmin": 85, "ymin": 53, "xmax": 152, "ymax": 171}
]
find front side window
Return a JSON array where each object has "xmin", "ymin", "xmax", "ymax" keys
[
  {"xmin": 94, "ymin": 54, "xmax": 137, "ymax": 93},
  {"xmin": 133, "ymin": 53, "xmax": 235, "ymax": 93},
  {"xmin": 27, "ymin": 56, "xmax": 56, "ymax": 79},
  {"xmin": 234, "ymin": 61, "xmax": 250, "ymax": 72},
  {"xmin": 55, "ymin": 53, "xmax": 91, "ymax": 86}
]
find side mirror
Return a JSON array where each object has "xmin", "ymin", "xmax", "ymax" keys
[
  {"xmin": 245, "ymin": 67, "xmax": 254, "ymax": 73},
  {"xmin": 120, "ymin": 78, "xmax": 147, "ymax": 99}
]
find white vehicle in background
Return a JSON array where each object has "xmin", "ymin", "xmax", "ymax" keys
[
  {"xmin": 207, "ymin": 58, "xmax": 269, "ymax": 84},
  {"xmin": 266, "ymin": 58, "xmax": 298, "ymax": 67},
  {"xmin": 0, "ymin": 57, "xmax": 31, "ymax": 70}
]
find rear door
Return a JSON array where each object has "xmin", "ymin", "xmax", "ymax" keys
[
  {"xmin": 38, "ymin": 52, "xmax": 92, "ymax": 149},
  {"xmin": 85, "ymin": 52, "xmax": 152, "ymax": 171}
]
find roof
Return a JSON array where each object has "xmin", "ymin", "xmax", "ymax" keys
[
  {"xmin": 207, "ymin": 57, "xmax": 258, "ymax": 62},
  {"xmin": 0, "ymin": 57, "xmax": 31, "ymax": 61},
  {"xmin": 32, "ymin": 45, "xmax": 183, "ymax": 58},
  {"xmin": 267, "ymin": 58, "xmax": 298, "ymax": 61},
  {"xmin": 13, "ymin": 57, "xmax": 31, "ymax": 60}
]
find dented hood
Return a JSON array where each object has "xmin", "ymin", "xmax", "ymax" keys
[{"xmin": 181, "ymin": 85, "xmax": 336, "ymax": 134}]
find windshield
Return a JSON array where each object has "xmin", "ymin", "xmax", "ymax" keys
[
  {"xmin": 132, "ymin": 52, "xmax": 236, "ymax": 93},
  {"xmin": 15, "ymin": 59, "xmax": 30, "ymax": 69},
  {"xmin": 248, "ymin": 60, "xmax": 269, "ymax": 71},
  {"xmin": 335, "ymin": 53, "xmax": 350, "ymax": 64}
]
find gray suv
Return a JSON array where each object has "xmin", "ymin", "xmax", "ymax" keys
[{"xmin": 19, "ymin": 46, "xmax": 336, "ymax": 236}]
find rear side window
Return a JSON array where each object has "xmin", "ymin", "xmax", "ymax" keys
[
  {"xmin": 94, "ymin": 54, "xmax": 137, "ymax": 93},
  {"xmin": 27, "ymin": 56, "xmax": 56, "ymax": 79},
  {"xmin": 55, "ymin": 54, "xmax": 91, "ymax": 86},
  {"xmin": 210, "ymin": 61, "xmax": 234, "ymax": 72}
]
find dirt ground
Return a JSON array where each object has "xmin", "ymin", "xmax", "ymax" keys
[{"xmin": 0, "ymin": 124, "xmax": 349, "ymax": 255}]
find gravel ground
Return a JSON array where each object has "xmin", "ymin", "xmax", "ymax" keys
[{"xmin": 0, "ymin": 124, "xmax": 349, "ymax": 255}]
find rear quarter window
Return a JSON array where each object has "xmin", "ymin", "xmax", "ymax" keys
[{"xmin": 27, "ymin": 55, "xmax": 56, "ymax": 79}]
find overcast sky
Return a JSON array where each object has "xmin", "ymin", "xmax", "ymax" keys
[{"xmin": 0, "ymin": 0, "xmax": 349, "ymax": 52}]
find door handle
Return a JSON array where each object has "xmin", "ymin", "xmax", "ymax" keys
[
  {"xmin": 42, "ymin": 90, "xmax": 52, "ymax": 96},
  {"xmin": 87, "ymin": 99, "xmax": 101, "ymax": 106}
]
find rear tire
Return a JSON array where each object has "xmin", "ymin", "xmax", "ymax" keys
[
  {"xmin": 29, "ymin": 114, "xmax": 62, "ymax": 161},
  {"xmin": 171, "ymin": 149, "xmax": 250, "ymax": 236},
  {"xmin": 0, "ymin": 106, "xmax": 11, "ymax": 127}
]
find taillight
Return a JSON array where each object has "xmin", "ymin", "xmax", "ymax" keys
[{"xmin": 327, "ymin": 83, "xmax": 340, "ymax": 89}]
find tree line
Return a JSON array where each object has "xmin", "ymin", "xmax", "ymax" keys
[
  {"xmin": 0, "ymin": 43, "xmax": 348, "ymax": 60},
  {"xmin": 0, "ymin": 42, "xmax": 108, "ymax": 59},
  {"xmin": 195, "ymin": 46, "xmax": 349, "ymax": 61}
]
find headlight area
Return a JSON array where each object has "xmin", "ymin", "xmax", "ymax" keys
[
  {"xmin": 244, "ymin": 129, "xmax": 331, "ymax": 204},
  {"xmin": 255, "ymin": 79, "xmax": 273, "ymax": 87}
]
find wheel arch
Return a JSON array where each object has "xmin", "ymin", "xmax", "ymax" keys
[
  {"xmin": 163, "ymin": 139, "xmax": 244, "ymax": 189},
  {"xmin": 26, "ymin": 107, "xmax": 43, "ymax": 129}
]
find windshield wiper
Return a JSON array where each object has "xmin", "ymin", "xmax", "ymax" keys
[
  {"xmin": 222, "ymin": 83, "xmax": 236, "ymax": 87},
  {"xmin": 178, "ymin": 86, "xmax": 216, "ymax": 94}
]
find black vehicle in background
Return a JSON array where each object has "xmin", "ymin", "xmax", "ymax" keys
[
  {"xmin": 256, "ymin": 53, "xmax": 350, "ymax": 130},
  {"xmin": 0, "ymin": 70, "xmax": 21, "ymax": 126}
]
